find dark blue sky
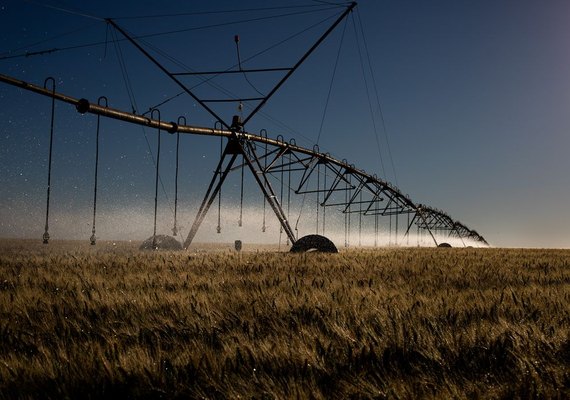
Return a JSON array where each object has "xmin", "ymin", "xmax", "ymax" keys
[{"xmin": 1, "ymin": 0, "xmax": 569, "ymax": 247}]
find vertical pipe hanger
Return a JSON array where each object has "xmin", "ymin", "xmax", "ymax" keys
[
  {"xmin": 374, "ymin": 204, "xmax": 379, "ymax": 247},
  {"xmin": 344, "ymin": 177, "xmax": 348, "ymax": 248},
  {"xmin": 316, "ymin": 160, "xmax": 320, "ymax": 235},
  {"xmin": 217, "ymin": 131, "xmax": 223, "ymax": 234},
  {"xmin": 287, "ymin": 143, "xmax": 292, "ymax": 245},
  {"xmin": 151, "ymin": 109, "xmax": 161, "ymax": 248},
  {"xmin": 347, "ymin": 173, "xmax": 352, "ymax": 247},
  {"xmin": 42, "ymin": 77, "xmax": 56, "ymax": 244},
  {"xmin": 407, "ymin": 211, "xmax": 410, "ymax": 246},
  {"xmin": 261, "ymin": 130, "xmax": 268, "ymax": 233},
  {"xmin": 322, "ymin": 165, "xmax": 326, "ymax": 236},
  {"xmin": 279, "ymin": 148, "xmax": 285, "ymax": 248},
  {"xmin": 90, "ymin": 96, "xmax": 107, "ymax": 245},
  {"xmin": 172, "ymin": 116, "xmax": 186, "ymax": 237},
  {"xmin": 389, "ymin": 212, "xmax": 392, "ymax": 246},
  {"xmin": 238, "ymin": 153, "xmax": 244, "ymax": 227},
  {"xmin": 395, "ymin": 211, "xmax": 399, "ymax": 246},
  {"xmin": 359, "ymin": 190, "xmax": 362, "ymax": 246}
]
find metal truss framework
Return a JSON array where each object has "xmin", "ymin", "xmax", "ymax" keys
[
  {"xmin": 0, "ymin": 72, "xmax": 489, "ymax": 249},
  {"xmin": 0, "ymin": 1, "xmax": 488, "ymax": 249}
]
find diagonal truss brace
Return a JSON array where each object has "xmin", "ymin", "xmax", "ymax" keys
[
  {"xmin": 107, "ymin": 2, "xmax": 357, "ymax": 130},
  {"xmin": 106, "ymin": 19, "xmax": 231, "ymax": 130}
]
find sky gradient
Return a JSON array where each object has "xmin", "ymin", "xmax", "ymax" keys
[{"xmin": 1, "ymin": 0, "xmax": 569, "ymax": 248}]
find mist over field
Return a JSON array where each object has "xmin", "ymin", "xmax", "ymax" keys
[{"xmin": 0, "ymin": 203, "xmax": 485, "ymax": 249}]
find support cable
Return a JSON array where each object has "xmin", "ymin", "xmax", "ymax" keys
[
  {"xmin": 119, "ymin": 20, "xmax": 339, "ymax": 152},
  {"xmin": 42, "ymin": 77, "xmax": 56, "ymax": 244},
  {"xmin": 140, "ymin": 12, "xmax": 340, "ymax": 145},
  {"xmin": 22, "ymin": 0, "xmax": 104, "ymax": 21},
  {"xmin": 115, "ymin": 4, "xmax": 343, "ymax": 20},
  {"xmin": 351, "ymin": 13, "xmax": 386, "ymax": 178},
  {"xmin": 0, "ymin": 23, "xmax": 98, "ymax": 58},
  {"xmin": 109, "ymin": 7, "xmax": 345, "ymax": 129},
  {"xmin": 121, "ymin": 7, "xmax": 342, "ymax": 42},
  {"xmin": 110, "ymin": 27, "xmax": 137, "ymax": 113},
  {"xmin": 1, "ymin": 6, "xmax": 341, "ymax": 61},
  {"xmin": 243, "ymin": 3, "xmax": 356, "ymax": 126},
  {"xmin": 316, "ymin": 16, "xmax": 348, "ymax": 145},
  {"xmin": 355, "ymin": 8, "xmax": 398, "ymax": 186}
]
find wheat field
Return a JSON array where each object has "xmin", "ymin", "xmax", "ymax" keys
[{"xmin": 0, "ymin": 239, "xmax": 569, "ymax": 399}]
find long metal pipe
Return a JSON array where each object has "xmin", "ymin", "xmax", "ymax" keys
[{"xmin": 0, "ymin": 73, "xmax": 407, "ymax": 198}]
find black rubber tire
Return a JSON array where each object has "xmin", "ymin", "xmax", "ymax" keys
[{"xmin": 290, "ymin": 234, "xmax": 338, "ymax": 253}]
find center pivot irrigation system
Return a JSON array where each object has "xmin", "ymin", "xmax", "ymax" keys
[{"xmin": 1, "ymin": 2, "xmax": 488, "ymax": 251}]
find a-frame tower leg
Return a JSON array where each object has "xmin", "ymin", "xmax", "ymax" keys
[
  {"xmin": 183, "ymin": 137, "xmax": 297, "ymax": 249},
  {"xmin": 242, "ymin": 140, "xmax": 296, "ymax": 244},
  {"xmin": 183, "ymin": 139, "xmax": 239, "ymax": 249}
]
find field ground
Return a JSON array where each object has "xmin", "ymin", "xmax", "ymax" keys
[{"xmin": 0, "ymin": 239, "xmax": 569, "ymax": 399}]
